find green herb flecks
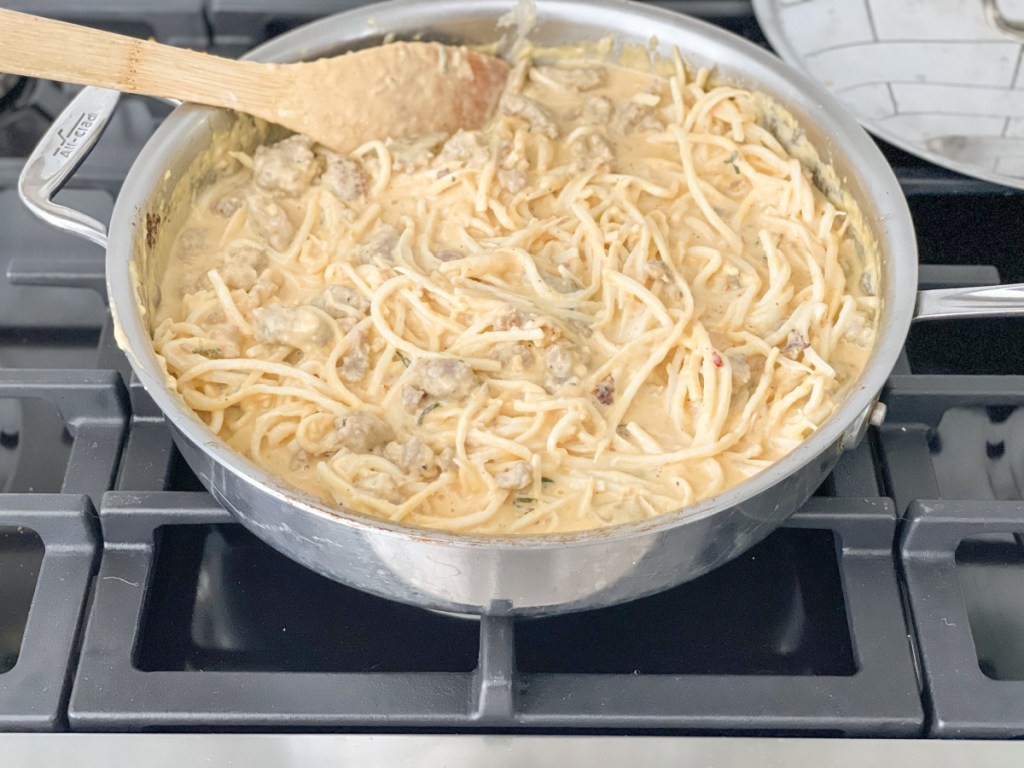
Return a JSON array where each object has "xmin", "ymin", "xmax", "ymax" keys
[
  {"xmin": 514, "ymin": 497, "xmax": 537, "ymax": 507},
  {"xmin": 192, "ymin": 348, "xmax": 221, "ymax": 359},
  {"xmin": 724, "ymin": 150, "xmax": 740, "ymax": 174},
  {"xmin": 394, "ymin": 351, "xmax": 410, "ymax": 367},
  {"xmin": 417, "ymin": 402, "xmax": 440, "ymax": 426}
]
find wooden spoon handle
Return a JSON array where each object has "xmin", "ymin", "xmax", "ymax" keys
[{"xmin": 0, "ymin": 8, "xmax": 270, "ymax": 111}]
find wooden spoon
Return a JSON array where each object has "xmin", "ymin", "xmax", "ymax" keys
[{"xmin": 0, "ymin": 8, "xmax": 510, "ymax": 153}]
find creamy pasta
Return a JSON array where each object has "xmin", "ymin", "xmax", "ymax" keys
[{"xmin": 152, "ymin": 48, "xmax": 878, "ymax": 534}]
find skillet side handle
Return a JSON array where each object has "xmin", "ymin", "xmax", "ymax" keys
[
  {"xmin": 843, "ymin": 280, "xmax": 1024, "ymax": 447},
  {"xmin": 915, "ymin": 284, "xmax": 1024, "ymax": 321},
  {"xmin": 18, "ymin": 86, "xmax": 121, "ymax": 249}
]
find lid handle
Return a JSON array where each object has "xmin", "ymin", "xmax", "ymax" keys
[{"xmin": 983, "ymin": 0, "xmax": 1024, "ymax": 40}]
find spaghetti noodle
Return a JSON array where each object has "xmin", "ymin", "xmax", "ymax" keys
[{"xmin": 152, "ymin": 49, "xmax": 878, "ymax": 534}]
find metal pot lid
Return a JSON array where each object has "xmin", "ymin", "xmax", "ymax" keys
[{"xmin": 752, "ymin": 0, "xmax": 1024, "ymax": 188}]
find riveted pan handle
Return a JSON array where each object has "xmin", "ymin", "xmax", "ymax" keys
[
  {"xmin": 18, "ymin": 86, "xmax": 121, "ymax": 249},
  {"xmin": 915, "ymin": 284, "xmax": 1024, "ymax": 321},
  {"xmin": 840, "ymin": 280, "xmax": 1023, "ymax": 448}
]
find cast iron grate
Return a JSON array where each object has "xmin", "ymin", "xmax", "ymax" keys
[
  {"xmin": 514, "ymin": 528, "xmax": 855, "ymax": 676},
  {"xmin": 0, "ymin": 0, "xmax": 210, "ymax": 48},
  {"xmin": 67, "ymin": 492, "xmax": 921, "ymax": 734},
  {"xmin": 0, "ymin": 370, "xmax": 128, "ymax": 505},
  {"xmin": 0, "ymin": 527, "xmax": 43, "ymax": 676},
  {"xmin": 955, "ymin": 535, "xmax": 1024, "ymax": 683},
  {"xmin": 901, "ymin": 502, "xmax": 1024, "ymax": 737},
  {"xmin": 135, "ymin": 523, "xmax": 481, "ymax": 674},
  {"xmin": 0, "ymin": 495, "xmax": 98, "ymax": 731}
]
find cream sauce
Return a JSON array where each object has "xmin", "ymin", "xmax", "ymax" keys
[{"xmin": 153, "ymin": 53, "xmax": 878, "ymax": 534}]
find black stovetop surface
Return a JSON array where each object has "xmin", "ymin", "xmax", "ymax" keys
[{"xmin": 1, "ymin": 0, "xmax": 1023, "ymax": 738}]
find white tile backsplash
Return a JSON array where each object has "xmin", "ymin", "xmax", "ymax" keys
[
  {"xmin": 868, "ymin": 0, "xmax": 1023, "ymax": 42},
  {"xmin": 1004, "ymin": 116, "xmax": 1024, "ymax": 136},
  {"xmin": 878, "ymin": 113, "xmax": 1007, "ymax": 142},
  {"xmin": 761, "ymin": 0, "xmax": 1024, "ymax": 180},
  {"xmin": 891, "ymin": 81, "xmax": 1024, "ymax": 117},
  {"xmin": 777, "ymin": 0, "xmax": 875, "ymax": 55},
  {"xmin": 807, "ymin": 41, "xmax": 1020, "ymax": 91},
  {"xmin": 839, "ymin": 82, "xmax": 896, "ymax": 119},
  {"xmin": 994, "ymin": 152, "xmax": 1024, "ymax": 176}
]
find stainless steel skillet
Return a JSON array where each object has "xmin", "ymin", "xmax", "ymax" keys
[{"xmin": 19, "ymin": 0, "xmax": 1024, "ymax": 616}]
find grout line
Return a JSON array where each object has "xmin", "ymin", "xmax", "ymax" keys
[
  {"xmin": 838, "ymin": 78, "xmax": 1024, "ymax": 95},
  {"xmin": 864, "ymin": 0, "xmax": 879, "ymax": 41},
  {"xmin": 1012, "ymin": 44, "xmax": 1024, "ymax": 89},
  {"xmin": 887, "ymin": 82, "xmax": 898, "ymax": 115},
  {"xmin": 803, "ymin": 38, "xmax": 1020, "ymax": 60},
  {"xmin": 878, "ymin": 110, "xmax": 1024, "ymax": 119}
]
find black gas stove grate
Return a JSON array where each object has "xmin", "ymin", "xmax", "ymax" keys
[
  {"xmin": 65, "ymin": 489, "xmax": 920, "ymax": 734},
  {"xmin": 0, "ymin": 496, "xmax": 97, "ymax": 731},
  {"xmin": 1, "ymin": 0, "xmax": 209, "ymax": 47},
  {"xmin": 0, "ymin": 370, "xmax": 127, "ymax": 504},
  {"xmin": 901, "ymin": 503, "xmax": 1024, "ymax": 738},
  {"xmin": 1, "ymin": 0, "xmax": 1023, "ymax": 738}
]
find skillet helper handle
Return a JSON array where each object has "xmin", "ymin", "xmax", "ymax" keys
[
  {"xmin": 915, "ymin": 284, "xmax": 1024, "ymax": 321},
  {"xmin": 844, "ymin": 280, "xmax": 1024, "ymax": 445},
  {"xmin": 18, "ymin": 86, "xmax": 121, "ymax": 248}
]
